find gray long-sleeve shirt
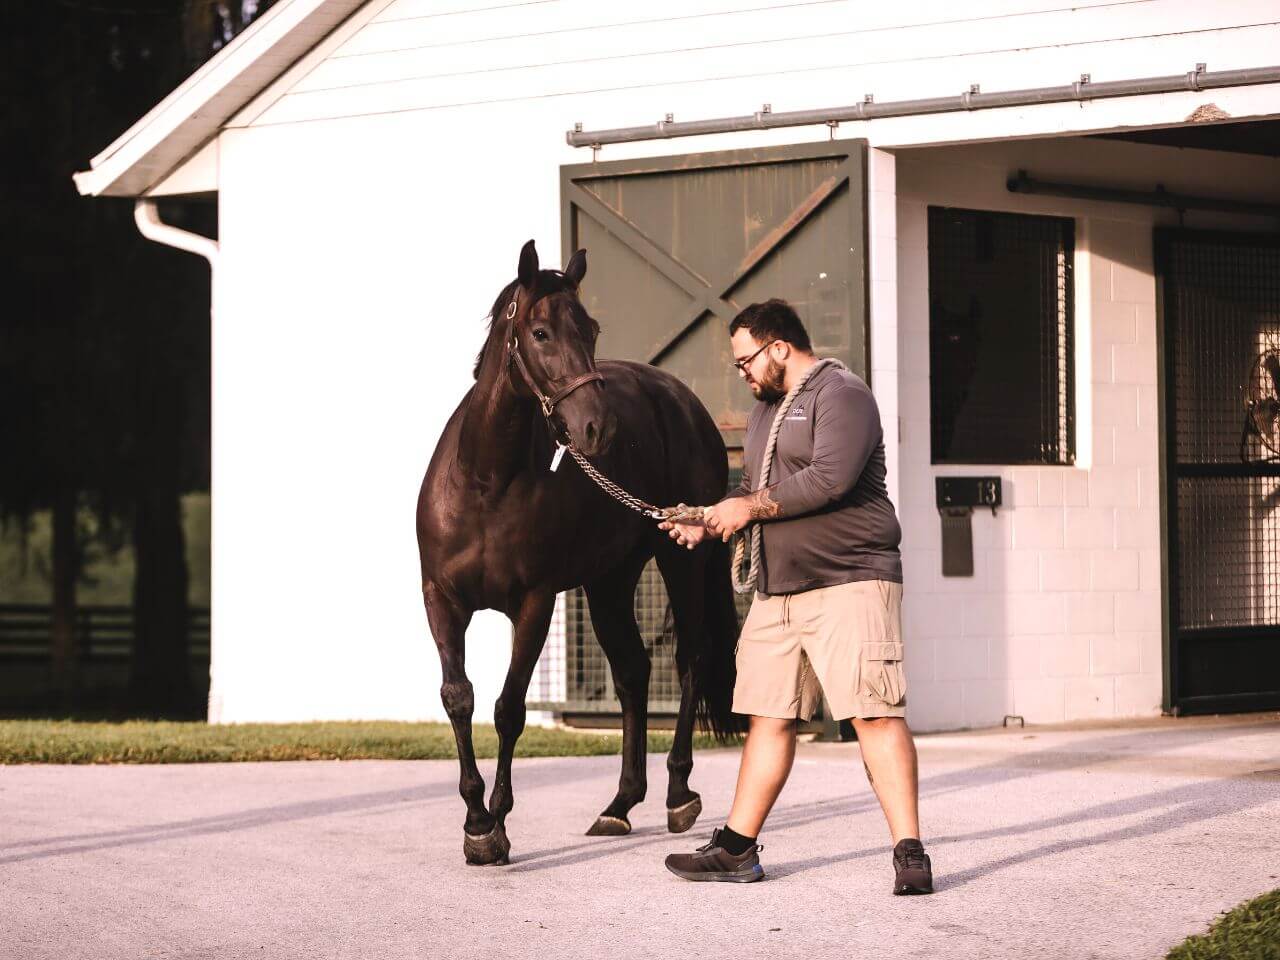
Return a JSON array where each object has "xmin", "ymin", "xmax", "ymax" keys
[{"xmin": 735, "ymin": 362, "xmax": 902, "ymax": 595}]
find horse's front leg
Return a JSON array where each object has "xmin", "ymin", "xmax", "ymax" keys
[
  {"xmin": 583, "ymin": 558, "xmax": 650, "ymax": 836},
  {"xmin": 654, "ymin": 546, "xmax": 706, "ymax": 834},
  {"xmin": 423, "ymin": 583, "xmax": 501, "ymax": 864},
  {"xmin": 487, "ymin": 590, "xmax": 556, "ymax": 845}
]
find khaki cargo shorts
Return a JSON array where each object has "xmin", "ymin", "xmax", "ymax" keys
[{"xmin": 731, "ymin": 579, "xmax": 906, "ymax": 722}]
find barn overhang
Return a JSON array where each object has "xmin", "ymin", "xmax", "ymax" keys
[
  {"xmin": 71, "ymin": 0, "xmax": 366, "ymax": 199},
  {"xmin": 75, "ymin": 0, "xmax": 1280, "ymax": 202}
]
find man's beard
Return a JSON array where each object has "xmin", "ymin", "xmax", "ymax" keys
[{"xmin": 751, "ymin": 357, "xmax": 787, "ymax": 403}]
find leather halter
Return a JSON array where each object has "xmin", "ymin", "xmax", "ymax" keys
[{"xmin": 504, "ymin": 292, "xmax": 604, "ymax": 418}]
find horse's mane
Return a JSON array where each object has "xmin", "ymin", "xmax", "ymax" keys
[
  {"xmin": 472, "ymin": 272, "xmax": 600, "ymax": 380},
  {"xmin": 473, "ymin": 280, "xmax": 519, "ymax": 380}
]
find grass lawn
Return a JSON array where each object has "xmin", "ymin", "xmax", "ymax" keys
[
  {"xmin": 0, "ymin": 719, "xmax": 738, "ymax": 764},
  {"xmin": 1167, "ymin": 888, "xmax": 1280, "ymax": 960}
]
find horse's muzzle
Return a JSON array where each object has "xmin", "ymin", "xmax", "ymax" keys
[{"xmin": 577, "ymin": 413, "xmax": 616, "ymax": 457}]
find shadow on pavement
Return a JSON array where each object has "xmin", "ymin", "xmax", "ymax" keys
[
  {"xmin": 0, "ymin": 757, "xmax": 602, "ymax": 865},
  {"xmin": 507, "ymin": 721, "xmax": 1279, "ymax": 880},
  {"xmin": 3, "ymin": 720, "xmax": 1275, "ymax": 881}
]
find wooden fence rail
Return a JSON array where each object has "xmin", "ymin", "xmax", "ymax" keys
[{"xmin": 0, "ymin": 604, "xmax": 210, "ymax": 661}]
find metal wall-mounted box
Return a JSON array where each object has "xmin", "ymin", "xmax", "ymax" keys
[
  {"xmin": 936, "ymin": 477, "xmax": 1002, "ymax": 577},
  {"xmin": 936, "ymin": 476, "xmax": 1002, "ymax": 513}
]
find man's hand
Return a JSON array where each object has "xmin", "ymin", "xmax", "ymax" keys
[
  {"xmin": 703, "ymin": 498, "xmax": 752, "ymax": 542},
  {"xmin": 704, "ymin": 490, "xmax": 783, "ymax": 542},
  {"xmin": 658, "ymin": 519, "xmax": 708, "ymax": 550}
]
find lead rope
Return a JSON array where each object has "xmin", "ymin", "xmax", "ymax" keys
[
  {"xmin": 731, "ymin": 358, "xmax": 844, "ymax": 595},
  {"xmin": 565, "ymin": 446, "xmax": 703, "ymax": 521}
]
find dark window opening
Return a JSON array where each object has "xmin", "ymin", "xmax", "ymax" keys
[{"xmin": 927, "ymin": 206, "xmax": 1075, "ymax": 465}]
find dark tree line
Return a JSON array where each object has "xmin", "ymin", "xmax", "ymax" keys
[{"xmin": 1, "ymin": 1, "xmax": 275, "ymax": 714}]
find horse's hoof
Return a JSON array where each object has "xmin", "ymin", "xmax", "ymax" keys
[
  {"xmin": 667, "ymin": 795, "xmax": 702, "ymax": 834},
  {"xmin": 463, "ymin": 824, "xmax": 511, "ymax": 865},
  {"xmin": 585, "ymin": 815, "xmax": 631, "ymax": 837}
]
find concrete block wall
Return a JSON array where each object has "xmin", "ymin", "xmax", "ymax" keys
[{"xmin": 887, "ymin": 136, "xmax": 1280, "ymax": 731}]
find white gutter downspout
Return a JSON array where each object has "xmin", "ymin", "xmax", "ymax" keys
[
  {"xmin": 134, "ymin": 199, "xmax": 219, "ymax": 268},
  {"xmin": 133, "ymin": 197, "xmax": 223, "ymax": 724}
]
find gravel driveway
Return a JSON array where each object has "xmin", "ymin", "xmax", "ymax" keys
[{"xmin": 3, "ymin": 713, "xmax": 1277, "ymax": 960}]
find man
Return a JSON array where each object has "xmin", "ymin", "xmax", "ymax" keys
[{"xmin": 658, "ymin": 299, "xmax": 933, "ymax": 895}]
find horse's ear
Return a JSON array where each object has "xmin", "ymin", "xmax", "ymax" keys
[
  {"xmin": 565, "ymin": 248, "xmax": 587, "ymax": 287},
  {"xmin": 518, "ymin": 239, "xmax": 538, "ymax": 288}
]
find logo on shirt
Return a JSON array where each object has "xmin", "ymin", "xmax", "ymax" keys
[{"xmin": 785, "ymin": 404, "xmax": 807, "ymax": 421}]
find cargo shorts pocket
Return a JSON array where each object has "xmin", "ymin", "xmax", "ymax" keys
[{"xmin": 860, "ymin": 639, "xmax": 906, "ymax": 707}]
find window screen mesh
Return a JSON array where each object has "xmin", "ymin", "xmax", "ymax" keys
[
  {"xmin": 1165, "ymin": 233, "xmax": 1280, "ymax": 635},
  {"xmin": 1166, "ymin": 238, "xmax": 1280, "ymax": 464},
  {"xmin": 1176, "ymin": 477, "xmax": 1280, "ymax": 630},
  {"xmin": 530, "ymin": 468, "xmax": 751, "ymax": 713},
  {"xmin": 928, "ymin": 206, "xmax": 1074, "ymax": 465}
]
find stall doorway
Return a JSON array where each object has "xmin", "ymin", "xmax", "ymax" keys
[{"xmin": 1156, "ymin": 229, "xmax": 1280, "ymax": 714}]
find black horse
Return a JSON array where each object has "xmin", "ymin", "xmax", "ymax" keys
[{"xmin": 416, "ymin": 240, "xmax": 741, "ymax": 865}]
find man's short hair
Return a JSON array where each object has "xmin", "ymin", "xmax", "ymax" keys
[{"xmin": 729, "ymin": 299, "xmax": 813, "ymax": 353}]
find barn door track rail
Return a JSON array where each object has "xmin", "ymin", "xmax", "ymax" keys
[
  {"xmin": 1008, "ymin": 171, "xmax": 1280, "ymax": 220},
  {"xmin": 566, "ymin": 63, "xmax": 1280, "ymax": 148}
]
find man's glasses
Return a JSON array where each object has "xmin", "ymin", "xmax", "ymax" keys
[{"xmin": 731, "ymin": 340, "xmax": 776, "ymax": 373}]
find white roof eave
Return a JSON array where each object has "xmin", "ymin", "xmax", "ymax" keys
[{"xmin": 73, "ymin": 0, "xmax": 365, "ymax": 197}]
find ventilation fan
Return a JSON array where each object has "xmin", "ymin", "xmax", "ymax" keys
[{"xmin": 1241, "ymin": 349, "xmax": 1280, "ymax": 462}]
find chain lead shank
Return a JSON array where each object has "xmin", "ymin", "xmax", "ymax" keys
[{"xmin": 566, "ymin": 447, "xmax": 706, "ymax": 523}]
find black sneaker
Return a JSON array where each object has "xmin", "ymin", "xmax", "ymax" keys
[
  {"xmin": 664, "ymin": 828, "xmax": 765, "ymax": 883},
  {"xmin": 892, "ymin": 838, "xmax": 933, "ymax": 894}
]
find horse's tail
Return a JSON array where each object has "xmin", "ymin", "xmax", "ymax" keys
[{"xmin": 691, "ymin": 537, "xmax": 747, "ymax": 739}]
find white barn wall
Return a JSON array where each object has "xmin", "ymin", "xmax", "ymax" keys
[
  {"xmin": 205, "ymin": 0, "xmax": 1280, "ymax": 724},
  {"xmin": 211, "ymin": 107, "xmax": 569, "ymax": 722},
  {"xmin": 892, "ymin": 137, "xmax": 1280, "ymax": 731},
  {"xmin": 868, "ymin": 148, "xmax": 902, "ymax": 508},
  {"xmin": 244, "ymin": 0, "xmax": 1280, "ymax": 139}
]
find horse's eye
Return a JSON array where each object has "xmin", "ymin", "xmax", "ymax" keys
[{"xmin": 532, "ymin": 329, "xmax": 550, "ymax": 342}]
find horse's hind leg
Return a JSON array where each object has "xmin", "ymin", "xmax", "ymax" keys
[
  {"xmin": 582, "ymin": 554, "xmax": 650, "ymax": 836},
  {"xmin": 487, "ymin": 590, "xmax": 556, "ymax": 847},
  {"xmin": 654, "ymin": 545, "xmax": 708, "ymax": 834},
  {"xmin": 422, "ymin": 582, "xmax": 502, "ymax": 865}
]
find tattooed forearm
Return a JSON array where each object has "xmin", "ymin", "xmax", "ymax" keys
[{"xmin": 744, "ymin": 487, "xmax": 782, "ymax": 520}]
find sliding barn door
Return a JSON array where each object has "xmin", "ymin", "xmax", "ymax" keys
[{"xmin": 529, "ymin": 140, "xmax": 868, "ymax": 717}]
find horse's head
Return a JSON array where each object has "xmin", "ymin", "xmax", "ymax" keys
[{"xmin": 500, "ymin": 239, "xmax": 614, "ymax": 457}]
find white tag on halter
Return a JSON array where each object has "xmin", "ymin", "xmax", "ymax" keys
[{"xmin": 550, "ymin": 443, "xmax": 567, "ymax": 472}]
